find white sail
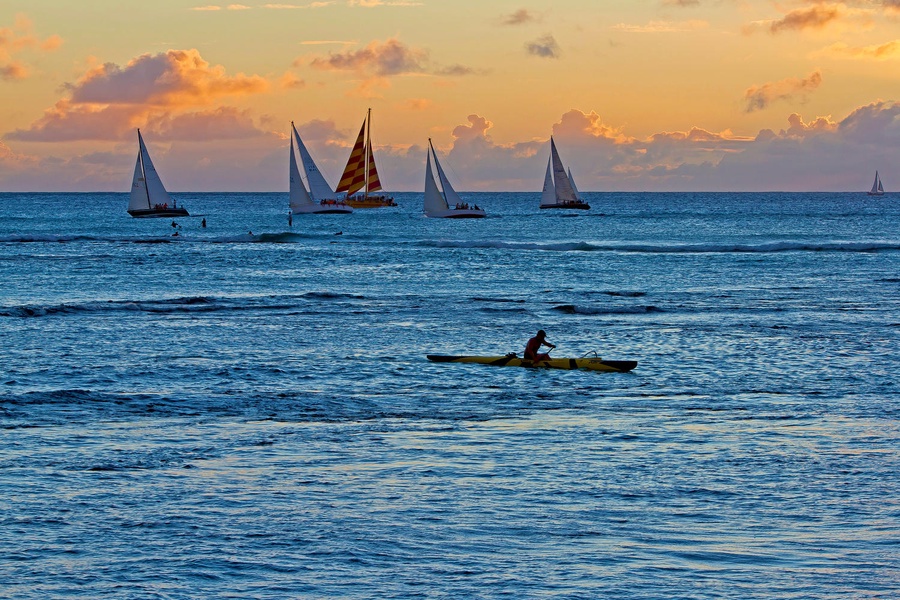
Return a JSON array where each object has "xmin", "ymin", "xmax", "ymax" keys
[
  {"xmin": 289, "ymin": 132, "xmax": 314, "ymax": 211},
  {"xmin": 423, "ymin": 146, "xmax": 447, "ymax": 215},
  {"xmin": 130, "ymin": 130, "xmax": 173, "ymax": 210},
  {"xmin": 128, "ymin": 153, "xmax": 150, "ymax": 212},
  {"xmin": 550, "ymin": 137, "xmax": 578, "ymax": 204},
  {"xmin": 869, "ymin": 170, "xmax": 885, "ymax": 195},
  {"xmin": 568, "ymin": 167, "xmax": 581, "ymax": 201},
  {"xmin": 540, "ymin": 157, "xmax": 556, "ymax": 207},
  {"xmin": 292, "ymin": 123, "xmax": 335, "ymax": 202},
  {"xmin": 431, "ymin": 144, "xmax": 465, "ymax": 208}
]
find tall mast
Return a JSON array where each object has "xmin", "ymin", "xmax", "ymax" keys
[{"xmin": 365, "ymin": 107, "xmax": 371, "ymax": 199}]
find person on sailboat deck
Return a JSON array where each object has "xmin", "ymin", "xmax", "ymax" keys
[{"xmin": 524, "ymin": 330, "xmax": 555, "ymax": 362}]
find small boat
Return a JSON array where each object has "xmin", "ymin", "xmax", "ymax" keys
[
  {"xmin": 540, "ymin": 136, "xmax": 590, "ymax": 210},
  {"xmin": 289, "ymin": 122, "xmax": 352, "ymax": 215},
  {"xmin": 867, "ymin": 170, "xmax": 885, "ymax": 196},
  {"xmin": 423, "ymin": 139, "xmax": 486, "ymax": 218},
  {"xmin": 336, "ymin": 108, "xmax": 397, "ymax": 208},
  {"xmin": 427, "ymin": 353, "xmax": 637, "ymax": 373},
  {"xmin": 127, "ymin": 129, "xmax": 189, "ymax": 218}
]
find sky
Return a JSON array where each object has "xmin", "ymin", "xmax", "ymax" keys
[{"xmin": 0, "ymin": 0, "xmax": 898, "ymax": 192}]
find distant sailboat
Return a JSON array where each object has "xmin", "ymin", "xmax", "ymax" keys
[
  {"xmin": 290, "ymin": 122, "xmax": 352, "ymax": 215},
  {"xmin": 867, "ymin": 170, "xmax": 885, "ymax": 196},
  {"xmin": 127, "ymin": 129, "xmax": 188, "ymax": 218},
  {"xmin": 423, "ymin": 139, "xmax": 486, "ymax": 219},
  {"xmin": 540, "ymin": 137, "xmax": 590, "ymax": 210},
  {"xmin": 336, "ymin": 108, "xmax": 397, "ymax": 208}
]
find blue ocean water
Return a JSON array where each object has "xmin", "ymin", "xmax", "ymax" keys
[{"xmin": 1, "ymin": 191, "xmax": 898, "ymax": 599}]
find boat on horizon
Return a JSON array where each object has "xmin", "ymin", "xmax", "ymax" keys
[
  {"xmin": 540, "ymin": 136, "xmax": 590, "ymax": 210},
  {"xmin": 127, "ymin": 129, "xmax": 189, "ymax": 218},
  {"xmin": 336, "ymin": 108, "xmax": 397, "ymax": 208},
  {"xmin": 423, "ymin": 139, "xmax": 486, "ymax": 219},
  {"xmin": 867, "ymin": 170, "xmax": 885, "ymax": 196},
  {"xmin": 289, "ymin": 122, "xmax": 353, "ymax": 215}
]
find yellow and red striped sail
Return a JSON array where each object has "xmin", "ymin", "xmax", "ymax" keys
[
  {"xmin": 365, "ymin": 138, "xmax": 382, "ymax": 193},
  {"xmin": 336, "ymin": 121, "xmax": 367, "ymax": 195}
]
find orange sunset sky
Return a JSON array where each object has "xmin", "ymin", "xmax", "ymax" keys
[{"xmin": 1, "ymin": 0, "xmax": 898, "ymax": 192}]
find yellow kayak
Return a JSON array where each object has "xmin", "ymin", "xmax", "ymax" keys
[{"xmin": 426, "ymin": 354, "xmax": 637, "ymax": 373}]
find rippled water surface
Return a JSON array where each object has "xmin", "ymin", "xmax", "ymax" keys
[{"xmin": 1, "ymin": 191, "xmax": 898, "ymax": 598}]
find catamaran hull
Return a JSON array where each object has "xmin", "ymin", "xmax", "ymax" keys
[
  {"xmin": 293, "ymin": 204, "xmax": 353, "ymax": 214},
  {"xmin": 346, "ymin": 196, "xmax": 397, "ymax": 208},
  {"xmin": 540, "ymin": 202, "xmax": 591, "ymax": 210},
  {"xmin": 427, "ymin": 354, "xmax": 637, "ymax": 373},
  {"xmin": 128, "ymin": 207, "xmax": 190, "ymax": 218}
]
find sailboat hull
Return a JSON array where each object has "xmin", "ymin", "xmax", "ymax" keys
[
  {"xmin": 128, "ymin": 207, "xmax": 190, "ymax": 218},
  {"xmin": 346, "ymin": 196, "xmax": 397, "ymax": 208},
  {"xmin": 427, "ymin": 354, "xmax": 636, "ymax": 373},
  {"xmin": 425, "ymin": 209, "xmax": 486, "ymax": 219},
  {"xmin": 540, "ymin": 202, "xmax": 590, "ymax": 210}
]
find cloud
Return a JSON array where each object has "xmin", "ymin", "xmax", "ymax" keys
[
  {"xmin": 300, "ymin": 40, "xmax": 357, "ymax": 45},
  {"xmin": 501, "ymin": 9, "xmax": 538, "ymax": 25},
  {"xmin": 149, "ymin": 107, "xmax": 264, "ymax": 140},
  {"xmin": 0, "ymin": 14, "xmax": 63, "ymax": 81},
  {"xmin": 402, "ymin": 98, "xmax": 432, "ymax": 110},
  {"xmin": 744, "ymin": 71, "xmax": 823, "ymax": 113},
  {"xmin": 307, "ymin": 37, "xmax": 479, "ymax": 92},
  {"xmin": 7, "ymin": 48, "xmax": 271, "ymax": 142},
  {"xmin": 434, "ymin": 64, "xmax": 479, "ymax": 76},
  {"xmin": 552, "ymin": 109, "xmax": 632, "ymax": 144},
  {"xmin": 743, "ymin": 3, "xmax": 875, "ymax": 35},
  {"xmin": 525, "ymin": 35, "xmax": 560, "ymax": 58},
  {"xmin": 770, "ymin": 5, "xmax": 842, "ymax": 33},
  {"xmin": 279, "ymin": 71, "xmax": 306, "ymax": 89},
  {"xmin": 612, "ymin": 20, "xmax": 708, "ymax": 33},
  {"xmin": 263, "ymin": 2, "xmax": 334, "ymax": 8},
  {"xmin": 1, "ymin": 61, "xmax": 28, "ymax": 80},
  {"xmin": 310, "ymin": 38, "xmax": 428, "ymax": 76},
  {"xmin": 818, "ymin": 40, "xmax": 900, "ymax": 60},
  {"xmin": 662, "ymin": 0, "xmax": 700, "ymax": 6},
  {"xmin": 347, "ymin": 0, "xmax": 423, "ymax": 6},
  {"xmin": 67, "ymin": 49, "xmax": 269, "ymax": 107}
]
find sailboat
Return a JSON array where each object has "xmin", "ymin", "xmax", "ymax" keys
[
  {"xmin": 289, "ymin": 122, "xmax": 352, "ymax": 215},
  {"xmin": 423, "ymin": 139, "xmax": 486, "ymax": 219},
  {"xmin": 867, "ymin": 170, "xmax": 885, "ymax": 196},
  {"xmin": 336, "ymin": 108, "xmax": 397, "ymax": 208},
  {"xmin": 540, "ymin": 137, "xmax": 590, "ymax": 210},
  {"xmin": 127, "ymin": 129, "xmax": 189, "ymax": 218}
]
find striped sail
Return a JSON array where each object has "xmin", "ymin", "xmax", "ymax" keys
[
  {"xmin": 336, "ymin": 121, "xmax": 367, "ymax": 195},
  {"xmin": 366, "ymin": 138, "xmax": 383, "ymax": 193}
]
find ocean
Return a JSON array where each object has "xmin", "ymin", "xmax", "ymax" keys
[{"xmin": 1, "ymin": 191, "xmax": 898, "ymax": 598}]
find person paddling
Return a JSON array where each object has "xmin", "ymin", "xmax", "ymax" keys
[{"xmin": 524, "ymin": 329, "xmax": 555, "ymax": 362}]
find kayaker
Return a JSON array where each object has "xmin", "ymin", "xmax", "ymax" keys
[{"xmin": 524, "ymin": 329, "xmax": 555, "ymax": 362}]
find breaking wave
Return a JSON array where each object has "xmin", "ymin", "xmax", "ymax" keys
[
  {"xmin": 418, "ymin": 239, "xmax": 900, "ymax": 254},
  {"xmin": 0, "ymin": 292, "xmax": 364, "ymax": 318}
]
